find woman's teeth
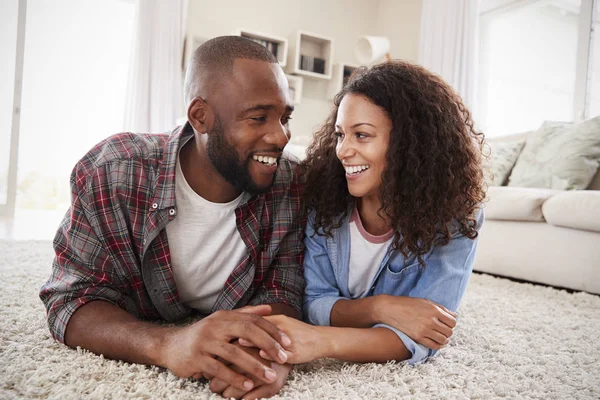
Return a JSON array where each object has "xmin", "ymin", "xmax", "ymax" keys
[
  {"xmin": 344, "ymin": 165, "xmax": 369, "ymax": 175},
  {"xmin": 253, "ymin": 155, "xmax": 277, "ymax": 166}
]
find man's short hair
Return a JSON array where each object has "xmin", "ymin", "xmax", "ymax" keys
[{"xmin": 184, "ymin": 35, "xmax": 279, "ymax": 104}]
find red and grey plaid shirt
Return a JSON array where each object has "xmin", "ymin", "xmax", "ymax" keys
[{"xmin": 40, "ymin": 124, "xmax": 306, "ymax": 343}]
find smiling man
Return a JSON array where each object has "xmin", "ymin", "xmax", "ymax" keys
[{"xmin": 40, "ymin": 36, "xmax": 305, "ymax": 399}]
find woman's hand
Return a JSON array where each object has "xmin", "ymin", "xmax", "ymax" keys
[
  {"xmin": 240, "ymin": 315, "xmax": 329, "ymax": 364},
  {"xmin": 376, "ymin": 296, "xmax": 457, "ymax": 350}
]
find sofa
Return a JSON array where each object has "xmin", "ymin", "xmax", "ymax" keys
[{"xmin": 474, "ymin": 120, "xmax": 600, "ymax": 295}]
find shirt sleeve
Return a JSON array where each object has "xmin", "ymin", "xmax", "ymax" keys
[
  {"xmin": 248, "ymin": 164, "xmax": 306, "ymax": 314},
  {"xmin": 39, "ymin": 167, "xmax": 133, "ymax": 343},
  {"xmin": 302, "ymin": 212, "xmax": 347, "ymax": 325},
  {"xmin": 380, "ymin": 208, "xmax": 485, "ymax": 364}
]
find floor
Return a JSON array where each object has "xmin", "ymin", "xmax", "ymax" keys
[{"xmin": 0, "ymin": 209, "xmax": 66, "ymax": 241}]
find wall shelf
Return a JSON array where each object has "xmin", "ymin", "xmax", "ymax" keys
[
  {"xmin": 285, "ymin": 74, "xmax": 303, "ymax": 105},
  {"xmin": 234, "ymin": 29, "xmax": 288, "ymax": 67},
  {"xmin": 327, "ymin": 63, "xmax": 360, "ymax": 99},
  {"xmin": 287, "ymin": 30, "xmax": 334, "ymax": 80}
]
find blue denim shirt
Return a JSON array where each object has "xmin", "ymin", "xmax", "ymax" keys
[{"xmin": 303, "ymin": 208, "xmax": 484, "ymax": 364}]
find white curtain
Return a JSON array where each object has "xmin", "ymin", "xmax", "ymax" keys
[
  {"xmin": 418, "ymin": 0, "xmax": 479, "ymax": 109},
  {"xmin": 124, "ymin": 0, "xmax": 188, "ymax": 133}
]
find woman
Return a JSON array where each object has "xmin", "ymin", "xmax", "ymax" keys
[{"xmin": 249, "ymin": 60, "xmax": 486, "ymax": 366}]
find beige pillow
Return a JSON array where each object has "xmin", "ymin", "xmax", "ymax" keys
[
  {"xmin": 508, "ymin": 118, "xmax": 600, "ymax": 190},
  {"xmin": 485, "ymin": 139, "xmax": 526, "ymax": 186}
]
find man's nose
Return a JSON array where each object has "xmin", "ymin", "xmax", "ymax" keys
[{"xmin": 264, "ymin": 122, "xmax": 290, "ymax": 148}]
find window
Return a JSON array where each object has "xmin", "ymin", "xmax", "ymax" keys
[
  {"xmin": 477, "ymin": 0, "xmax": 596, "ymax": 137},
  {"xmin": 16, "ymin": 0, "xmax": 135, "ymax": 212}
]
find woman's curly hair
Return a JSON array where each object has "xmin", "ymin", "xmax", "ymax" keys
[{"xmin": 302, "ymin": 60, "xmax": 487, "ymax": 265}]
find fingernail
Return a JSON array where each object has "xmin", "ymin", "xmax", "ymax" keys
[
  {"xmin": 278, "ymin": 349, "xmax": 288, "ymax": 362},
  {"xmin": 244, "ymin": 380, "xmax": 254, "ymax": 390},
  {"xmin": 264, "ymin": 368, "xmax": 277, "ymax": 381},
  {"xmin": 281, "ymin": 334, "xmax": 291, "ymax": 347}
]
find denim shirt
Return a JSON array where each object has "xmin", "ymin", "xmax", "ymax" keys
[{"xmin": 303, "ymin": 208, "xmax": 484, "ymax": 364}]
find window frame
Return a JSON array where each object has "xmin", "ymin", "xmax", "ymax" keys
[{"xmin": 479, "ymin": 0, "xmax": 596, "ymax": 127}]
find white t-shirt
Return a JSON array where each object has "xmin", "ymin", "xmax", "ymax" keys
[
  {"xmin": 348, "ymin": 207, "xmax": 394, "ymax": 298},
  {"xmin": 166, "ymin": 156, "xmax": 247, "ymax": 313}
]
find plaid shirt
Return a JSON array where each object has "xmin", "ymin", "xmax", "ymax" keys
[{"xmin": 40, "ymin": 124, "xmax": 306, "ymax": 343}]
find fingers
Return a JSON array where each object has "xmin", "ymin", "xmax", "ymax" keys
[
  {"xmin": 203, "ymin": 357, "xmax": 255, "ymax": 392},
  {"xmin": 214, "ymin": 342, "xmax": 279, "ymax": 385},
  {"xmin": 421, "ymin": 338, "xmax": 442, "ymax": 351},
  {"xmin": 433, "ymin": 319, "xmax": 454, "ymax": 339},
  {"xmin": 242, "ymin": 383, "xmax": 280, "ymax": 400},
  {"xmin": 258, "ymin": 350, "xmax": 296, "ymax": 364},
  {"xmin": 437, "ymin": 309, "xmax": 457, "ymax": 329},
  {"xmin": 237, "ymin": 304, "xmax": 273, "ymax": 317},
  {"xmin": 238, "ymin": 338, "xmax": 255, "ymax": 347},
  {"xmin": 232, "ymin": 317, "xmax": 291, "ymax": 363},
  {"xmin": 209, "ymin": 377, "xmax": 230, "ymax": 394},
  {"xmin": 425, "ymin": 330, "xmax": 450, "ymax": 349}
]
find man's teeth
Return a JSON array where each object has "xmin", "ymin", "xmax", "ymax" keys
[
  {"xmin": 345, "ymin": 165, "xmax": 370, "ymax": 174},
  {"xmin": 252, "ymin": 155, "xmax": 278, "ymax": 166}
]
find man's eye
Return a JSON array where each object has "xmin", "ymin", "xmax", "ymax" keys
[
  {"xmin": 251, "ymin": 116, "xmax": 267, "ymax": 122},
  {"xmin": 281, "ymin": 116, "xmax": 292, "ymax": 125}
]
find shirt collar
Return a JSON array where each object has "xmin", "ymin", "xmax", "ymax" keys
[
  {"xmin": 151, "ymin": 122, "xmax": 258, "ymax": 211},
  {"xmin": 151, "ymin": 123, "xmax": 193, "ymax": 210}
]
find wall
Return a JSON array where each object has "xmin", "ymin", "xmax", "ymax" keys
[
  {"xmin": 185, "ymin": 0, "xmax": 423, "ymax": 143},
  {"xmin": 376, "ymin": 0, "xmax": 422, "ymax": 63}
]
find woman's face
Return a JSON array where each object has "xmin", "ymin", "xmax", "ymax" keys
[{"xmin": 335, "ymin": 93, "xmax": 392, "ymax": 199}]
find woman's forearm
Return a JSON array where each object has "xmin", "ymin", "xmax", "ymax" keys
[
  {"xmin": 329, "ymin": 295, "xmax": 387, "ymax": 327},
  {"xmin": 318, "ymin": 325, "xmax": 411, "ymax": 363}
]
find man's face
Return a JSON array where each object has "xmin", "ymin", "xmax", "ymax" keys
[{"xmin": 207, "ymin": 59, "xmax": 294, "ymax": 194}]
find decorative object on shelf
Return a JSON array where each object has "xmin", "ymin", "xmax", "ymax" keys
[
  {"xmin": 285, "ymin": 74, "xmax": 303, "ymax": 105},
  {"xmin": 287, "ymin": 30, "xmax": 334, "ymax": 79},
  {"xmin": 233, "ymin": 29, "xmax": 288, "ymax": 67},
  {"xmin": 327, "ymin": 63, "xmax": 359, "ymax": 99},
  {"xmin": 355, "ymin": 35, "xmax": 391, "ymax": 65}
]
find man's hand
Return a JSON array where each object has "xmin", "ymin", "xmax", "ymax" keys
[
  {"xmin": 208, "ymin": 344, "xmax": 292, "ymax": 400},
  {"xmin": 161, "ymin": 306, "xmax": 291, "ymax": 392},
  {"xmin": 376, "ymin": 296, "xmax": 457, "ymax": 350}
]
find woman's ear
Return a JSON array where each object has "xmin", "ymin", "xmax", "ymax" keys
[{"xmin": 187, "ymin": 96, "xmax": 213, "ymax": 134}]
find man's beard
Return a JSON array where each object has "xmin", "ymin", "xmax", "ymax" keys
[{"xmin": 206, "ymin": 115, "xmax": 274, "ymax": 194}]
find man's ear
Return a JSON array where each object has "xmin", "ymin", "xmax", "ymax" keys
[{"xmin": 187, "ymin": 96, "xmax": 213, "ymax": 134}]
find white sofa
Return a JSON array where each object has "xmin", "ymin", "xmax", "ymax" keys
[{"xmin": 474, "ymin": 131, "xmax": 600, "ymax": 295}]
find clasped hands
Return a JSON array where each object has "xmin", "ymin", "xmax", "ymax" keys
[{"xmin": 161, "ymin": 304, "xmax": 293, "ymax": 400}]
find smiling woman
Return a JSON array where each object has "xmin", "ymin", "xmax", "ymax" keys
[{"xmin": 259, "ymin": 60, "xmax": 487, "ymax": 366}]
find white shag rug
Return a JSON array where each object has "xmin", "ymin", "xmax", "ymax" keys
[{"xmin": 1, "ymin": 241, "xmax": 599, "ymax": 400}]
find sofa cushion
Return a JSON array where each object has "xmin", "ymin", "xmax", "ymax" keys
[
  {"xmin": 542, "ymin": 191, "xmax": 600, "ymax": 233},
  {"xmin": 485, "ymin": 138, "xmax": 526, "ymax": 186},
  {"xmin": 485, "ymin": 186, "xmax": 560, "ymax": 221},
  {"xmin": 508, "ymin": 118, "xmax": 600, "ymax": 190}
]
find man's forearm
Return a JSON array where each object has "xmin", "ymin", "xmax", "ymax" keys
[
  {"xmin": 64, "ymin": 300, "xmax": 174, "ymax": 367},
  {"xmin": 318, "ymin": 325, "xmax": 411, "ymax": 363},
  {"xmin": 329, "ymin": 296, "xmax": 384, "ymax": 328}
]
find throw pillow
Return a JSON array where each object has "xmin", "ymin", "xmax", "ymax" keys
[
  {"xmin": 484, "ymin": 139, "xmax": 526, "ymax": 186},
  {"xmin": 508, "ymin": 117, "xmax": 600, "ymax": 190}
]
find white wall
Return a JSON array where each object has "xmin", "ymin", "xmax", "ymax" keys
[
  {"xmin": 376, "ymin": 0, "xmax": 422, "ymax": 63},
  {"xmin": 185, "ymin": 0, "xmax": 422, "ymax": 143}
]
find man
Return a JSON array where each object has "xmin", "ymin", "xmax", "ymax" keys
[{"xmin": 40, "ymin": 36, "xmax": 305, "ymax": 399}]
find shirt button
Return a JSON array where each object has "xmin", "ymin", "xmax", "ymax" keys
[
  {"xmin": 151, "ymin": 203, "xmax": 158, "ymax": 209},
  {"xmin": 169, "ymin": 208, "xmax": 176, "ymax": 216}
]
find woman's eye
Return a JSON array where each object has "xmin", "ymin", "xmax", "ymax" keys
[
  {"xmin": 334, "ymin": 132, "xmax": 344, "ymax": 140},
  {"xmin": 356, "ymin": 132, "xmax": 368, "ymax": 139}
]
